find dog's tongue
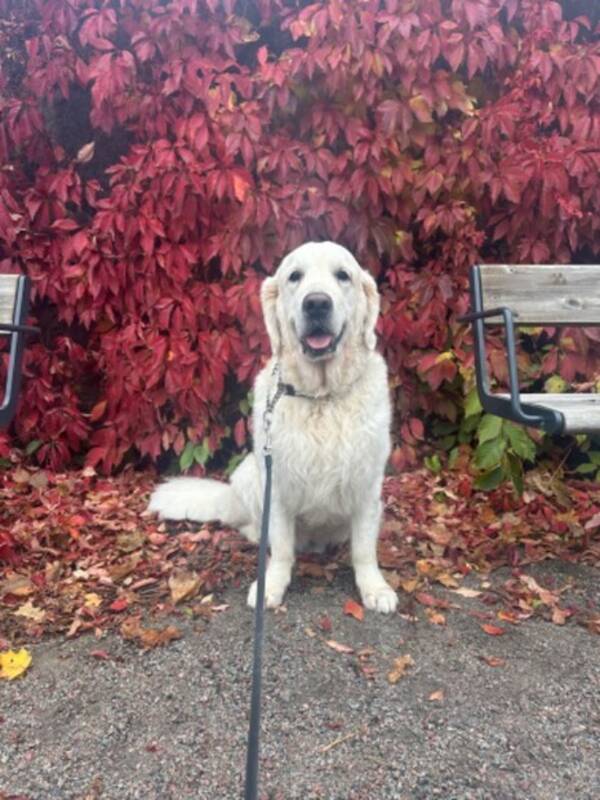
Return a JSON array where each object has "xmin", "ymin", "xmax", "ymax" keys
[{"xmin": 306, "ymin": 334, "xmax": 333, "ymax": 350}]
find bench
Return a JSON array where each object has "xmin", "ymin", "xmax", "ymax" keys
[
  {"xmin": 462, "ymin": 264, "xmax": 600, "ymax": 435},
  {"xmin": 0, "ymin": 275, "xmax": 36, "ymax": 428}
]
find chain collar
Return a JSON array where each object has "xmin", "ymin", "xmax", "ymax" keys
[{"xmin": 262, "ymin": 362, "xmax": 331, "ymax": 454}]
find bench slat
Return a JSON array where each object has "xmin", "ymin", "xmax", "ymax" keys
[
  {"xmin": 480, "ymin": 265, "xmax": 600, "ymax": 324},
  {"xmin": 498, "ymin": 393, "xmax": 600, "ymax": 433},
  {"xmin": 0, "ymin": 275, "xmax": 21, "ymax": 326}
]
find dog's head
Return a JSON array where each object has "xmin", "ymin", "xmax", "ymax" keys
[{"xmin": 261, "ymin": 242, "xmax": 379, "ymax": 361}]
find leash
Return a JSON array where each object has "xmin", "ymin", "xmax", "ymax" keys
[
  {"xmin": 243, "ymin": 363, "xmax": 328, "ymax": 800},
  {"xmin": 243, "ymin": 367, "xmax": 287, "ymax": 800}
]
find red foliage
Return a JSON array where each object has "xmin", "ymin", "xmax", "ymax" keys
[{"xmin": 0, "ymin": 0, "xmax": 599, "ymax": 470}]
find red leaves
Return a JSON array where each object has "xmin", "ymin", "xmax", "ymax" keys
[
  {"xmin": 0, "ymin": 0, "xmax": 598, "ymax": 476},
  {"xmin": 481, "ymin": 624, "xmax": 506, "ymax": 637},
  {"xmin": 343, "ymin": 599, "xmax": 364, "ymax": 622}
]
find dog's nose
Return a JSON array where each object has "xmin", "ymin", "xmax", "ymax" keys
[{"xmin": 302, "ymin": 293, "xmax": 332, "ymax": 318}]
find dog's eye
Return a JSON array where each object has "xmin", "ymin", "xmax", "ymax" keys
[
  {"xmin": 288, "ymin": 270, "xmax": 303, "ymax": 283},
  {"xmin": 335, "ymin": 269, "xmax": 351, "ymax": 283}
]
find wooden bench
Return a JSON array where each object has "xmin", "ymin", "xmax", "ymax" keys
[
  {"xmin": 0, "ymin": 275, "xmax": 36, "ymax": 428},
  {"xmin": 462, "ymin": 264, "xmax": 600, "ymax": 435}
]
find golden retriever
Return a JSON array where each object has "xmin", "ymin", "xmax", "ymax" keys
[{"xmin": 149, "ymin": 242, "xmax": 398, "ymax": 613}]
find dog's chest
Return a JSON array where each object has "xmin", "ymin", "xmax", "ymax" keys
[{"xmin": 269, "ymin": 391, "xmax": 389, "ymax": 511}]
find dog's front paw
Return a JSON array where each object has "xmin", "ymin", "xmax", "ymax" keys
[
  {"xmin": 358, "ymin": 580, "xmax": 398, "ymax": 614},
  {"xmin": 247, "ymin": 576, "xmax": 288, "ymax": 610}
]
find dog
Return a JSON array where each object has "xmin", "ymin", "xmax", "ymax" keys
[{"xmin": 148, "ymin": 241, "xmax": 398, "ymax": 613}]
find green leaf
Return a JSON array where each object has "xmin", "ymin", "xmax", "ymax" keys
[
  {"xmin": 575, "ymin": 462, "xmax": 597, "ymax": 474},
  {"xmin": 225, "ymin": 451, "xmax": 246, "ymax": 476},
  {"xmin": 464, "ymin": 388, "xmax": 482, "ymax": 418},
  {"xmin": 193, "ymin": 439, "xmax": 211, "ymax": 465},
  {"xmin": 179, "ymin": 442, "xmax": 195, "ymax": 472},
  {"xmin": 505, "ymin": 423, "xmax": 536, "ymax": 462},
  {"xmin": 477, "ymin": 414, "xmax": 503, "ymax": 444},
  {"xmin": 448, "ymin": 446, "xmax": 460, "ymax": 469},
  {"xmin": 474, "ymin": 466, "xmax": 505, "ymax": 491},
  {"xmin": 424, "ymin": 454, "xmax": 442, "ymax": 474},
  {"xmin": 588, "ymin": 451, "xmax": 600, "ymax": 466},
  {"xmin": 432, "ymin": 420, "xmax": 457, "ymax": 436},
  {"xmin": 25, "ymin": 440, "xmax": 42, "ymax": 456},
  {"xmin": 507, "ymin": 451, "xmax": 524, "ymax": 495},
  {"xmin": 438, "ymin": 434, "xmax": 457, "ymax": 451},
  {"xmin": 474, "ymin": 437, "xmax": 506, "ymax": 470},
  {"xmin": 544, "ymin": 375, "xmax": 568, "ymax": 393}
]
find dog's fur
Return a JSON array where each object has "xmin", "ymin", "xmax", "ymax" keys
[{"xmin": 148, "ymin": 241, "xmax": 398, "ymax": 613}]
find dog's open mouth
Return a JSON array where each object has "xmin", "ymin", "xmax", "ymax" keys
[{"xmin": 301, "ymin": 326, "xmax": 345, "ymax": 359}]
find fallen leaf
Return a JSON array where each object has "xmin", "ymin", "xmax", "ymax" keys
[
  {"xmin": 480, "ymin": 655, "xmax": 506, "ymax": 667},
  {"xmin": 343, "ymin": 598, "xmax": 364, "ymax": 622},
  {"xmin": 584, "ymin": 614, "xmax": 600, "ymax": 634},
  {"xmin": 14, "ymin": 599, "xmax": 46, "ymax": 623},
  {"xmin": 120, "ymin": 617, "xmax": 182, "ymax": 650},
  {"xmin": 29, "ymin": 470, "xmax": 49, "ymax": 490},
  {"xmin": 520, "ymin": 575, "xmax": 557, "ymax": 606},
  {"xmin": 297, "ymin": 562, "xmax": 332, "ymax": 580},
  {"xmin": 0, "ymin": 648, "xmax": 32, "ymax": 680},
  {"xmin": 416, "ymin": 559, "xmax": 436, "ymax": 576},
  {"xmin": 551, "ymin": 607, "xmax": 567, "ymax": 625},
  {"xmin": 109, "ymin": 597, "xmax": 129, "ymax": 613},
  {"xmin": 400, "ymin": 577, "xmax": 420, "ymax": 593},
  {"xmin": 382, "ymin": 570, "xmax": 401, "ymax": 590},
  {"xmin": 84, "ymin": 593, "xmax": 103, "ymax": 609},
  {"xmin": 428, "ymin": 689, "xmax": 444, "ymax": 702},
  {"xmin": 426, "ymin": 608, "xmax": 446, "ymax": 626},
  {"xmin": 80, "ymin": 775, "xmax": 103, "ymax": 800},
  {"xmin": 108, "ymin": 554, "xmax": 142, "ymax": 582},
  {"xmin": 415, "ymin": 592, "xmax": 449, "ymax": 609},
  {"xmin": 497, "ymin": 610, "xmax": 521, "ymax": 624},
  {"xmin": 12, "ymin": 467, "xmax": 30, "ymax": 484},
  {"xmin": 116, "ymin": 530, "xmax": 146, "ymax": 553},
  {"xmin": 1, "ymin": 575, "xmax": 35, "ymax": 598},
  {"xmin": 435, "ymin": 572, "xmax": 459, "ymax": 588},
  {"xmin": 318, "ymin": 614, "xmax": 333, "ymax": 633},
  {"xmin": 76, "ymin": 141, "xmax": 95, "ymax": 163},
  {"xmin": 451, "ymin": 587, "xmax": 481, "ymax": 598},
  {"xmin": 325, "ymin": 639, "xmax": 354, "ymax": 655},
  {"xmin": 168, "ymin": 569, "xmax": 202, "ymax": 604},
  {"xmin": 481, "ymin": 624, "xmax": 506, "ymax": 636},
  {"xmin": 90, "ymin": 649, "xmax": 111, "ymax": 661},
  {"xmin": 387, "ymin": 654, "xmax": 414, "ymax": 684}
]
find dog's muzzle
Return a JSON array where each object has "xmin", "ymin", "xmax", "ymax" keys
[{"xmin": 300, "ymin": 292, "xmax": 344, "ymax": 358}]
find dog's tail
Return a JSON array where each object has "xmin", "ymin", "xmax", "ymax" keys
[{"xmin": 148, "ymin": 476, "xmax": 250, "ymax": 529}]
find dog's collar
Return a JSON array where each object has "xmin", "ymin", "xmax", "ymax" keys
[{"xmin": 271, "ymin": 362, "xmax": 331, "ymax": 402}]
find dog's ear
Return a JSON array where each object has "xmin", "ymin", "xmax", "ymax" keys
[
  {"xmin": 361, "ymin": 270, "xmax": 380, "ymax": 350},
  {"xmin": 261, "ymin": 276, "xmax": 282, "ymax": 356}
]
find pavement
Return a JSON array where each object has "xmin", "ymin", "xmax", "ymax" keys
[{"xmin": 2, "ymin": 560, "xmax": 600, "ymax": 800}]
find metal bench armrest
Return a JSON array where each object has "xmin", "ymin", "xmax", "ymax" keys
[
  {"xmin": 463, "ymin": 266, "xmax": 564, "ymax": 434},
  {"xmin": 0, "ymin": 276, "xmax": 35, "ymax": 428}
]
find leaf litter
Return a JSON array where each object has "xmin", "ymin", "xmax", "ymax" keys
[{"xmin": 0, "ymin": 461, "xmax": 599, "ymax": 652}]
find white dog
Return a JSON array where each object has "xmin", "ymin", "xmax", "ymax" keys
[{"xmin": 149, "ymin": 241, "xmax": 398, "ymax": 613}]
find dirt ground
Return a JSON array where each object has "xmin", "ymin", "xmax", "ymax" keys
[{"xmin": 2, "ymin": 560, "xmax": 600, "ymax": 800}]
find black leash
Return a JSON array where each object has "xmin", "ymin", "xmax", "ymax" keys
[
  {"xmin": 243, "ymin": 367, "xmax": 288, "ymax": 800},
  {"xmin": 243, "ymin": 449, "xmax": 272, "ymax": 800},
  {"xmin": 243, "ymin": 363, "xmax": 330, "ymax": 800}
]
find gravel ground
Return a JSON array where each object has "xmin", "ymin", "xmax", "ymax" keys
[{"xmin": 2, "ymin": 561, "xmax": 600, "ymax": 800}]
